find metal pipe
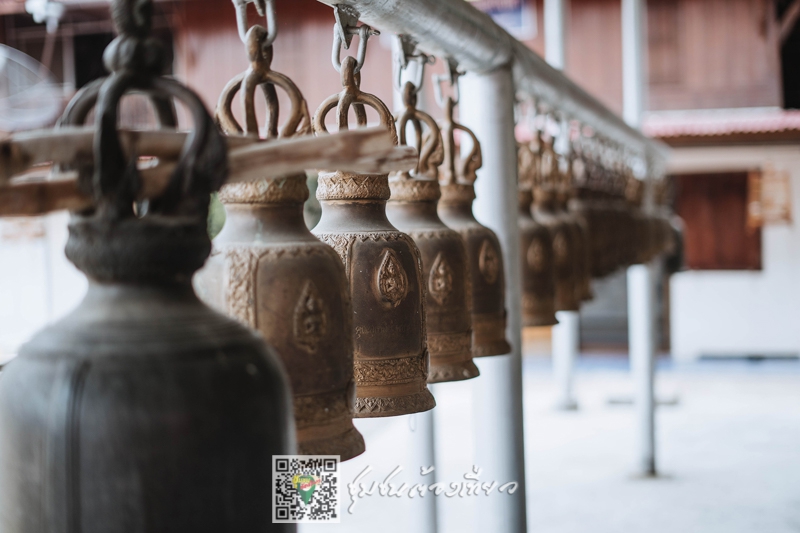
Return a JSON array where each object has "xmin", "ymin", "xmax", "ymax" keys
[
  {"xmin": 627, "ymin": 262, "xmax": 656, "ymax": 476},
  {"xmin": 552, "ymin": 310, "xmax": 579, "ymax": 410},
  {"xmin": 460, "ymin": 67, "xmax": 527, "ymax": 533},
  {"xmin": 314, "ymin": 0, "xmax": 669, "ymax": 165}
]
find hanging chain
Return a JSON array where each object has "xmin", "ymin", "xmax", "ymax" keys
[
  {"xmin": 233, "ymin": 0, "xmax": 276, "ymax": 45},
  {"xmin": 331, "ymin": 6, "xmax": 379, "ymax": 74},
  {"xmin": 218, "ymin": 0, "xmax": 310, "ymax": 140}
]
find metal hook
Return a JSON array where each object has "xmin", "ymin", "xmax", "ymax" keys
[
  {"xmin": 331, "ymin": 22, "xmax": 379, "ymax": 74},
  {"xmin": 392, "ymin": 35, "xmax": 433, "ymax": 95},
  {"xmin": 233, "ymin": 0, "xmax": 276, "ymax": 46},
  {"xmin": 433, "ymin": 57, "xmax": 461, "ymax": 109}
]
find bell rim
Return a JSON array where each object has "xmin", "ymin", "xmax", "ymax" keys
[
  {"xmin": 427, "ymin": 358, "xmax": 480, "ymax": 384},
  {"xmin": 353, "ymin": 388, "xmax": 436, "ymax": 418}
]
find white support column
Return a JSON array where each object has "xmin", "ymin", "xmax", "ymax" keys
[
  {"xmin": 622, "ymin": 0, "xmax": 656, "ymax": 478},
  {"xmin": 552, "ymin": 311, "xmax": 579, "ymax": 410},
  {"xmin": 460, "ymin": 67, "xmax": 527, "ymax": 533},
  {"xmin": 622, "ymin": 0, "xmax": 646, "ymax": 128},
  {"xmin": 544, "ymin": 0, "xmax": 567, "ymax": 70},
  {"xmin": 627, "ymin": 262, "xmax": 656, "ymax": 476}
]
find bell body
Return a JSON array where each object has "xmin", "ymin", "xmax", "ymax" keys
[
  {"xmin": 438, "ymin": 183, "xmax": 511, "ymax": 357},
  {"xmin": 557, "ymin": 192, "xmax": 593, "ymax": 303},
  {"xmin": 519, "ymin": 188, "xmax": 558, "ymax": 327},
  {"xmin": 312, "ymin": 171, "xmax": 435, "ymax": 417},
  {"xmin": 0, "ymin": 217, "xmax": 294, "ymax": 533},
  {"xmin": 195, "ymin": 176, "xmax": 364, "ymax": 460},
  {"xmin": 533, "ymin": 191, "xmax": 581, "ymax": 312},
  {"xmin": 387, "ymin": 179, "xmax": 478, "ymax": 383}
]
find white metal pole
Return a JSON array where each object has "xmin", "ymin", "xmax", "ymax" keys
[
  {"xmin": 622, "ymin": 0, "xmax": 656, "ymax": 477},
  {"xmin": 627, "ymin": 262, "xmax": 656, "ymax": 476},
  {"xmin": 552, "ymin": 311, "xmax": 579, "ymax": 410},
  {"xmin": 545, "ymin": 0, "xmax": 581, "ymax": 411},
  {"xmin": 544, "ymin": 0, "xmax": 567, "ymax": 70},
  {"xmin": 460, "ymin": 67, "xmax": 527, "ymax": 533},
  {"xmin": 622, "ymin": 0, "xmax": 645, "ymax": 128}
]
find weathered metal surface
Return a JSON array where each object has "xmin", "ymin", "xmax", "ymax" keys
[
  {"xmin": 437, "ymin": 94, "xmax": 511, "ymax": 357},
  {"xmin": 194, "ymin": 10, "xmax": 364, "ymax": 460},
  {"xmin": 311, "ymin": 29, "xmax": 435, "ymax": 417},
  {"xmin": 517, "ymin": 141, "xmax": 557, "ymax": 327},
  {"xmin": 386, "ymin": 76, "xmax": 478, "ymax": 383},
  {"xmin": 0, "ymin": 0, "xmax": 294, "ymax": 531}
]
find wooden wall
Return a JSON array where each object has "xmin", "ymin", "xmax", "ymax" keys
[
  {"xmin": 647, "ymin": 0, "xmax": 782, "ymax": 110},
  {"xmin": 171, "ymin": 0, "xmax": 394, "ymax": 125}
]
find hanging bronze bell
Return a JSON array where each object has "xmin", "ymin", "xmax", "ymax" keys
[
  {"xmin": 0, "ymin": 3, "xmax": 294, "ymax": 530},
  {"xmin": 562, "ymin": 156, "xmax": 593, "ymax": 302},
  {"xmin": 311, "ymin": 48, "xmax": 435, "ymax": 416},
  {"xmin": 437, "ymin": 95, "xmax": 512, "ymax": 357},
  {"xmin": 386, "ymin": 80, "xmax": 478, "ymax": 383},
  {"xmin": 533, "ymin": 135, "xmax": 581, "ymax": 312},
  {"xmin": 517, "ymin": 141, "xmax": 557, "ymax": 327},
  {"xmin": 194, "ymin": 18, "xmax": 364, "ymax": 459}
]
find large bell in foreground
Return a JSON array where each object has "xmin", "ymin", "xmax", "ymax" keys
[
  {"xmin": 518, "ymin": 141, "xmax": 557, "ymax": 327},
  {"xmin": 0, "ymin": 4, "xmax": 294, "ymax": 530},
  {"xmin": 194, "ymin": 17, "xmax": 363, "ymax": 459},
  {"xmin": 311, "ymin": 53, "xmax": 435, "ymax": 417},
  {"xmin": 532, "ymin": 135, "xmax": 581, "ymax": 312},
  {"xmin": 386, "ymin": 80, "xmax": 478, "ymax": 383},
  {"xmin": 437, "ymin": 95, "xmax": 512, "ymax": 357}
]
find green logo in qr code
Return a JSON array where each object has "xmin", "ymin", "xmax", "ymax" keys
[{"xmin": 273, "ymin": 455, "xmax": 340, "ymax": 523}]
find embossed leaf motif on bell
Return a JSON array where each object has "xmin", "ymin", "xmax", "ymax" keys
[
  {"xmin": 311, "ymin": 26, "xmax": 435, "ymax": 416},
  {"xmin": 436, "ymin": 79, "xmax": 511, "ymax": 357},
  {"xmin": 376, "ymin": 248, "xmax": 408, "ymax": 307},
  {"xmin": 518, "ymin": 141, "xmax": 557, "ymax": 327},
  {"xmin": 0, "ymin": 1, "xmax": 294, "ymax": 530},
  {"xmin": 193, "ymin": 3, "xmax": 364, "ymax": 460},
  {"xmin": 386, "ymin": 56, "xmax": 478, "ymax": 384}
]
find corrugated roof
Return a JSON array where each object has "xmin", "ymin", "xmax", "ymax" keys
[{"xmin": 643, "ymin": 108, "xmax": 800, "ymax": 139}]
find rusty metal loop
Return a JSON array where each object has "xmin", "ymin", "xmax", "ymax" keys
[
  {"xmin": 331, "ymin": 24, "xmax": 378, "ymax": 74},
  {"xmin": 216, "ymin": 24, "xmax": 311, "ymax": 140},
  {"xmin": 439, "ymin": 94, "xmax": 481, "ymax": 186},
  {"xmin": 314, "ymin": 55, "xmax": 397, "ymax": 146},
  {"xmin": 232, "ymin": 0, "xmax": 276, "ymax": 46},
  {"xmin": 396, "ymin": 81, "xmax": 443, "ymax": 179}
]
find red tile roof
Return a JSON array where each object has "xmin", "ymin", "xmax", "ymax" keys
[{"xmin": 643, "ymin": 108, "xmax": 800, "ymax": 139}]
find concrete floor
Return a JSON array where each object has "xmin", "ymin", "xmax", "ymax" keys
[{"xmin": 520, "ymin": 356, "xmax": 800, "ymax": 533}]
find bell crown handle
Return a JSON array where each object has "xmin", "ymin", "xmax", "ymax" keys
[
  {"xmin": 314, "ymin": 23, "xmax": 397, "ymax": 146},
  {"xmin": 215, "ymin": 12, "xmax": 311, "ymax": 140},
  {"xmin": 60, "ymin": 0, "xmax": 226, "ymax": 219},
  {"xmin": 439, "ymin": 94, "xmax": 482, "ymax": 186}
]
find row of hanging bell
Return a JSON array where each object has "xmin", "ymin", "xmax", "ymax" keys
[
  {"xmin": 385, "ymin": 52, "xmax": 479, "ymax": 383},
  {"xmin": 437, "ymin": 70, "xmax": 512, "ymax": 358},
  {"xmin": 0, "ymin": 0, "xmax": 294, "ymax": 529},
  {"xmin": 310, "ymin": 26, "xmax": 436, "ymax": 417},
  {"xmin": 518, "ymin": 140, "xmax": 557, "ymax": 326},
  {"xmin": 532, "ymin": 131, "xmax": 582, "ymax": 312},
  {"xmin": 194, "ymin": 3, "xmax": 364, "ymax": 459}
]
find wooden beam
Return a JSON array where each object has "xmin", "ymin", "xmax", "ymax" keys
[{"xmin": 0, "ymin": 127, "xmax": 418, "ymax": 217}]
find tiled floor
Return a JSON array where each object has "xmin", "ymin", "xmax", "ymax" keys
[{"xmin": 519, "ymin": 355, "xmax": 800, "ymax": 533}]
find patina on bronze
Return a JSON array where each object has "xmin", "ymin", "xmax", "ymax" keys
[
  {"xmin": 518, "ymin": 141, "xmax": 557, "ymax": 327},
  {"xmin": 0, "ymin": 1, "xmax": 294, "ymax": 530},
  {"xmin": 533, "ymin": 133, "xmax": 581, "ymax": 311},
  {"xmin": 386, "ymin": 66, "xmax": 478, "ymax": 383},
  {"xmin": 559, "ymin": 154, "xmax": 593, "ymax": 302},
  {"xmin": 436, "ymin": 80, "xmax": 511, "ymax": 357},
  {"xmin": 194, "ymin": 4, "xmax": 364, "ymax": 460},
  {"xmin": 311, "ymin": 26, "xmax": 435, "ymax": 417}
]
